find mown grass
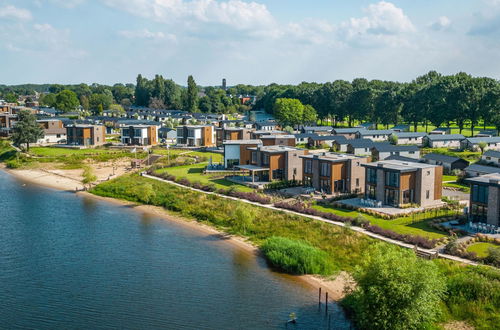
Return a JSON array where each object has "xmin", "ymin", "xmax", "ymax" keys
[
  {"xmin": 152, "ymin": 148, "xmax": 224, "ymax": 163},
  {"xmin": 90, "ymin": 174, "xmax": 500, "ymax": 329},
  {"xmin": 444, "ymin": 182, "xmax": 471, "ymax": 193},
  {"xmin": 467, "ymin": 243, "xmax": 498, "ymax": 258},
  {"xmin": 312, "ymin": 203, "xmax": 448, "ymax": 239},
  {"xmin": 421, "ymin": 147, "xmax": 481, "ymax": 163},
  {"xmin": 443, "ymin": 175, "xmax": 458, "ymax": 182},
  {"xmin": 154, "ymin": 163, "xmax": 254, "ymax": 192}
]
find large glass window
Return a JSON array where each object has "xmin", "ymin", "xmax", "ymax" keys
[
  {"xmin": 320, "ymin": 162, "xmax": 331, "ymax": 177},
  {"xmin": 262, "ymin": 154, "xmax": 270, "ymax": 166},
  {"xmin": 471, "ymin": 204, "xmax": 488, "ymax": 223},
  {"xmin": 303, "ymin": 176, "xmax": 312, "ymax": 187},
  {"xmin": 385, "ymin": 188, "xmax": 399, "ymax": 206},
  {"xmin": 227, "ymin": 159, "xmax": 239, "ymax": 169},
  {"xmin": 320, "ymin": 179, "xmax": 331, "ymax": 194},
  {"xmin": 471, "ymin": 184, "xmax": 489, "ymax": 204},
  {"xmin": 367, "ymin": 168, "xmax": 377, "ymax": 184},
  {"xmin": 385, "ymin": 171, "xmax": 400, "ymax": 187},
  {"xmin": 272, "ymin": 169, "xmax": 283, "ymax": 180},
  {"xmin": 251, "ymin": 151, "xmax": 257, "ymax": 164},
  {"xmin": 402, "ymin": 190, "xmax": 413, "ymax": 204},
  {"xmin": 304, "ymin": 159, "xmax": 313, "ymax": 174},
  {"xmin": 366, "ymin": 185, "xmax": 376, "ymax": 199},
  {"xmin": 334, "ymin": 180, "xmax": 345, "ymax": 193}
]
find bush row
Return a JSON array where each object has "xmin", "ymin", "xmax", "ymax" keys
[{"xmin": 274, "ymin": 201, "xmax": 441, "ymax": 249}]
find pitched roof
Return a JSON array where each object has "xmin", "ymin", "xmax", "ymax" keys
[
  {"xmin": 333, "ymin": 128, "xmax": 365, "ymax": 134},
  {"xmin": 465, "ymin": 164, "xmax": 500, "ymax": 174},
  {"xmin": 348, "ymin": 139, "xmax": 388, "ymax": 148},
  {"xmin": 425, "ymin": 134, "xmax": 465, "ymax": 141},
  {"xmin": 423, "ymin": 153, "xmax": 466, "ymax": 164},
  {"xmin": 385, "ymin": 155, "xmax": 422, "ymax": 163},
  {"xmin": 309, "ymin": 135, "xmax": 347, "ymax": 142},
  {"xmin": 392, "ymin": 132, "xmax": 427, "ymax": 138},
  {"xmin": 302, "ymin": 126, "xmax": 333, "ymax": 131},
  {"xmin": 357, "ymin": 129, "xmax": 394, "ymax": 136},
  {"xmin": 464, "ymin": 137, "xmax": 500, "ymax": 144},
  {"xmin": 483, "ymin": 150, "xmax": 500, "ymax": 158},
  {"xmin": 372, "ymin": 145, "xmax": 419, "ymax": 152}
]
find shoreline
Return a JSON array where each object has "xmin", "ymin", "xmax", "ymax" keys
[{"xmin": 2, "ymin": 166, "xmax": 349, "ymax": 301}]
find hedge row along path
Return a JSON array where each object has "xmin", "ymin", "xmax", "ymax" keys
[{"xmin": 141, "ymin": 173, "xmax": 479, "ymax": 267}]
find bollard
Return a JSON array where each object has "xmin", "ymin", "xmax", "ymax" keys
[
  {"xmin": 325, "ymin": 292, "xmax": 329, "ymax": 312},
  {"xmin": 319, "ymin": 287, "xmax": 322, "ymax": 306}
]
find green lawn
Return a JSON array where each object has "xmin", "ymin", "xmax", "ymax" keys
[
  {"xmin": 152, "ymin": 149, "xmax": 223, "ymax": 163},
  {"xmin": 30, "ymin": 147, "xmax": 120, "ymax": 157},
  {"xmin": 312, "ymin": 203, "xmax": 448, "ymax": 239},
  {"xmin": 443, "ymin": 175, "xmax": 458, "ymax": 182},
  {"xmin": 466, "ymin": 242, "xmax": 498, "ymax": 258},
  {"xmin": 443, "ymin": 182, "xmax": 470, "ymax": 192},
  {"xmin": 154, "ymin": 163, "xmax": 253, "ymax": 192}
]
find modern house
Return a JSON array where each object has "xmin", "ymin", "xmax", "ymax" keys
[
  {"xmin": 250, "ymin": 130, "xmax": 286, "ymax": 140},
  {"xmin": 390, "ymin": 132, "xmax": 427, "ymax": 146},
  {"xmin": 66, "ymin": 124, "xmax": 106, "ymax": 147},
  {"xmin": 301, "ymin": 126, "xmax": 333, "ymax": 135},
  {"xmin": 332, "ymin": 128, "xmax": 364, "ymax": 139},
  {"xmin": 429, "ymin": 127, "xmax": 451, "ymax": 135},
  {"xmin": 120, "ymin": 124, "xmax": 159, "ymax": 146},
  {"xmin": 356, "ymin": 129, "xmax": 393, "ymax": 142},
  {"xmin": 254, "ymin": 120, "xmax": 279, "ymax": 131},
  {"xmin": 293, "ymin": 133, "xmax": 318, "ymax": 144},
  {"xmin": 307, "ymin": 135, "xmax": 347, "ymax": 149},
  {"xmin": 423, "ymin": 134, "xmax": 465, "ymax": 148},
  {"xmin": 423, "ymin": 153, "xmax": 469, "ymax": 173},
  {"xmin": 371, "ymin": 145, "xmax": 420, "ymax": 161},
  {"xmin": 356, "ymin": 122, "xmax": 376, "ymax": 130},
  {"xmin": 301, "ymin": 152, "xmax": 368, "ymax": 195},
  {"xmin": 461, "ymin": 137, "xmax": 500, "ymax": 151},
  {"xmin": 223, "ymin": 139, "xmax": 263, "ymax": 169},
  {"xmin": 391, "ymin": 124, "xmax": 410, "ymax": 132},
  {"xmin": 464, "ymin": 164, "xmax": 500, "ymax": 177},
  {"xmin": 260, "ymin": 135, "xmax": 296, "ymax": 147},
  {"xmin": 236, "ymin": 146, "xmax": 308, "ymax": 182},
  {"xmin": 362, "ymin": 160, "xmax": 443, "ymax": 208},
  {"xmin": 215, "ymin": 127, "xmax": 253, "ymax": 146},
  {"xmin": 36, "ymin": 118, "xmax": 66, "ymax": 144},
  {"xmin": 465, "ymin": 174, "xmax": 500, "ymax": 226},
  {"xmin": 159, "ymin": 127, "xmax": 177, "ymax": 144},
  {"xmin": 347, "ymin": 140, "xmax": 389, "ymax": 156},
  {"xmin": 481, "ymin": 150, "xmax": 500, "ymax": 167},
  {"xmin": 476, "ymin": 130, "xmax": 497, "ymax": 138},
  {"xmin": 176, "ymin": 125, "xmax": 215, "ymax": 147}
]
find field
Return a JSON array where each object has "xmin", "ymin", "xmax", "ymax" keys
[
  {"xmin": 154, "ymin": 163, "xmax": 253, "ymax": 192},
  {"xmin": 312, "ymin": 203, "xmax": 449, "ymax": 239},
  {"xmin": 466, "ymin": 242, "xmax": 498, "ymax": 258}
]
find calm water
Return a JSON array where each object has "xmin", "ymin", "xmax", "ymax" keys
[{"xmin": 0, "ymin": 170, "xmax": 351, "ymax": 329}]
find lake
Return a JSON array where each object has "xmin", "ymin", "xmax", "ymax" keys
[{"xmin": 0, "ymin": 170, "xmax": 351, "ymax": 329}]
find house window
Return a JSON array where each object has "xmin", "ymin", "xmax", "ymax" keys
[
  {"xmin": 366, "ymin": 185, "xmax": 376, "ymax": 199},
  {"xmin": 262, "ymin": 154, "xmax": 270, "ymax": 166},
  {"xmin": 304, "ymin": 159, "xmax": 313, "ymax": 174},
  {"xmin": 320, "ymin": 179, "xmax": 331, "ymax": 194},
  {"xmin": 367, "ymin": 168, "xmax": 377, "ymax": 184},
  {"xmin": 356, "ymin": 178, "xmax": 360, "ymax": 187},
  {"xmin": 303, "ymin": 175, "xmax": 312, "ymax": 187},
  {"xmin": 402, "ymin": 190, "xmax": 413, "ymax": 204},
  {"xmin": 385, "ymin": 188, "xmax": 399, "ymax": 206},
  {"xmin": 426, "ymin": 190, "xmax": 430, "ymax": 199},
  {"xmin": 385, "ymin": 171, "xmax": 399, "ymax": 187},
  {"xmin": 251, "ymin": 151, "xmax": 257, "ymax": 164},
  {"xmin": 471, "ymin": 204, "xmax": 488, "ymax": 223},
  {"xmin": 471, "ymin": 184, "xmax": 489, "ymax": 204},
  {"xmin": 227, "ymin": 159, "xmax": 239, "ymax": 168},
  {"xmin": 334, "ymin": 180, "xmax": 345, "ymax": 193},
  {"xmin": 320, "ymin": 162, "xmax": 331, "ymax": 177}
]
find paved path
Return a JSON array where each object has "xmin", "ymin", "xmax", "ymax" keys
[{"xmin": 142, "ymin": 173, "xmax": 480, "ymax": 266}]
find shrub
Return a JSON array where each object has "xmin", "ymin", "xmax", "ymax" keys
[
  {"xmin": 485, "ymin": 247, "xmax": 500, "ymax": 267},
  {"xmin": 344, "ymin": 244, "xmax": 446, "ymax": 330},
  {"xmin": 261, "ymin": 236, "xmax": 334, "ymax": 275}
]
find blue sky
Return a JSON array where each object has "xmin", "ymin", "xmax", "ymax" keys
[{"xmin": 0, "ymin": 0, "xmax": 499, "ymax": 86}]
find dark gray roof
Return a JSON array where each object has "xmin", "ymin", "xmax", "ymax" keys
[
  {"xmin": 425, "ymin": 134, "xmax": 465, "ymax": 141},
  {"xmin": 423, "ymin": 153, "xmax": 467, "ymax": 164},
  {"xmin": 465, "ymin": 164, "xmax": 500, "ymax": 174},
  {"xmin": 358, "ymin": 129, "xmax": 394, "ymax": 136},
  {"xmin": 483, "ymin": 150, "xmax": 500, "ymax": 158},
  {"xmin": 333, "ymin": 128, "xmax": 365, "ymax": 134},
  {"xmin": 309, "ymin": 135, "xmax": 348, "ymax": 142},
  {"xmin": 392, "ymin": 132, "xmax": 427, "ymax": 138},
  {"xmin": 385, "ymin": 155, "xmax": 422, "ymax": 162},
  {"xmin": 302, "ymin": 126, "xmax": 333, "ymax": 131},
  {"xmin": 293, "ymin": 133, "xmax": 318, "ymax": 139},
  {"xmin": 348, "ymin": 139, "xmax": 388, "ymax": 148},
  {"xmin": 372, "ymin": 145, "xmax": 419, "ymax": 152},
  {"xmin": 464, "ymin": 137, "xmax": 500, "ymax": 144}
]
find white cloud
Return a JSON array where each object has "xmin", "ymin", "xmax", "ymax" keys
[
  {"xmin": 429, "ymin": 16, "xmax": 451, "ymax": 31},
  {"xmin": 119, "ymin": 29, "xmax": 177, "ymax": 42},
  {"xmin": 103, "ymin": 0, "xmax": 275, "ymax": 30},
  {"xmin": 0, "ymin": 5, "xmax": 32, "ymax": 20},
  {"xmin": 339, "ymin": 1, "xmax": 415, "ymax": 47}
]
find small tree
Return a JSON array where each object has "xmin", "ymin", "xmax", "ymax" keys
[
  {"xmin": 388, "ymin": 134, "xmax": 398, "ymax": 145},
  {"xmin": 478, "ymin": 141, "xmax": 487, "ymax": 154},
  {"xmin": 11, "ymin": 110, "xmax": 44, "ymax": 151},
  {"xmin": 82, "ymin": 166, "xmax": 97, "ymax": 190},
  {"xmin": 346, "ymin": 244, "xmax": 446, "ymax": 330}
]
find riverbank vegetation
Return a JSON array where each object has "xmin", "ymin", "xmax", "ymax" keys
[{"xmin": 91, "ymin": 174, "xmax": 500, "ymax": 329}]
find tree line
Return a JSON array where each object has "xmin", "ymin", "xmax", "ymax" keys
[{"xmin": 255, "ymin": 71, "xmax": 500, "ymax": 135}]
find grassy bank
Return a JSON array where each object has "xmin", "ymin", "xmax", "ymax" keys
[{"xmin": 91, "ymin": 174, "xmax": 500, "ymax": 329}]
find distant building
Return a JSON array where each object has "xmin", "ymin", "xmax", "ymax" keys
[
  {"xmin": 423, "ymin": 134, "xmax": 465, "ymax": 148},
  {"xmin": 481, "ymin": 150, "xmax": 500, "ymax": 166},
  {"xmin": 465, "ymin": 164, "xmax": 500, "ymax": 177},
  {"xmin": 301, "ymin": 152, "xmax": 368, "ymax": 195},
  {"xmin": 260, "ymin": 135, "xmax": 296, "ymax": 147},
  {"xmin": 476, "ymin": 130, "xmax": 497, "ymax": 138},
  {"xmin": 356, "ymin": 129, "xmax": 393, "ymax": 142},
  {"xmin": 391, "ymin": 124, "xmax": 410, "ymax": 132},
  {"xmin": 222, "ymin": 78, "xmax": 227, "ymax": 90},
  {"xmin": 215, "ymin": 127, "xmax": 253, "ymax": 147},
  {"xmin": 120, "ymin": 124, "xmax": 159, "ymax": 146},
  {"xmin": 176, "ymin": 125, "xmax": 215, "ymax": 147},
  {"xmin": 332, "ymin": 128, "xmax": 364, "ymax": 139},
  {"xmin": 362, "ymin": 160, "xmax": 443, "ymax": 208},
  {"xmin": 429, "ymin": 127, "xmax": 451, "ymax": 135},
  {"xmin": 301, "ymin": 126, "xmax": 333, "ymax": 135},
  {"xmin": 461, "ymin": 137, "xmax": 500, "ymax": 151},
  {"xmin": 423, "ymin": 153, "xmax": 469, "ymax": 173},
  {"xmin": 37, "ymin": 119, "xmax": 66, "ymax": 144},
  {"xmin": 371, "ymin": 144, "xmax": 420, "ymax": 161},
  {"xmin": 389, "ymin": 132, "xmax": 427, "ymax": 146},
  {"xmin": 66, "ymin": 124, "xmax": 106, "ymax": 147}
]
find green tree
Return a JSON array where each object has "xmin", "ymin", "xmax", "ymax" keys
[
  {"xmin": 478, "ymin": 141, "xmax": 487, "ymax": 154},
  {"xmin": 273, "ymin": 98, "xmax": 304, "ymax": 127},
  {"xmin": 79, "ymin": 95, "xmax": 90, "ymax": 110},
  {"xmin": 346, "ymin": 244, "xmax": 445, "ymax": 330},
  {"xmin": 5, "ymin": 93, "xmax": 18, "ymax": 103},
  {"xmin": 186, "ymin": 75, "xmax": 199, "ymax": 112},
  {"xmin": 11, "ymin": 110, "xmax": 44, "ymax": 151},
  {"xmin": 40, "ymin": 93, "xmax": 57, "ymax": 107},
  {"xmin": 388, "ymin": 134, "xmax": 398, "ymax": 145},
  {"xmin": 82, "ymin": 166, "xmax": 97, "ymax": 190},
  {"xmin": 55, "ymin": 90, "xmax": 80, "ymax": 112},
  {"xmin": 89, "ymin": 92, "xmax": 113, "ymax": 113},
  {"xmin": 302, "ymin": 104, "xmax": 317, "ymax": 124}
]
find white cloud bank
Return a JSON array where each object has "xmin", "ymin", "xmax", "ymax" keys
[{"xmin": 0, "ymin": 5, "xmax": 32, "ymax": 20}]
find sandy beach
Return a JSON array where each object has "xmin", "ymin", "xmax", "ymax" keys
[{"xmin": 2, "ymin": 166, "xmax": 350, "ymax": 301}]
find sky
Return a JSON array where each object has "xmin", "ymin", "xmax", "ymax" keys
[{"xmin": 1, "ymin": 0, "xmax": 500, "ymax": 86}]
